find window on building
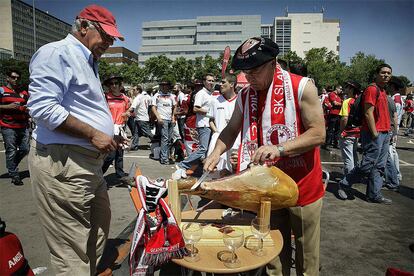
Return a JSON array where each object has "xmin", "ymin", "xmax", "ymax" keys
[
  {"xmin": 304, "ymin": 22, "xmax": 311, "ymax": 25},
  {"xmin": 303, "ymin": 41, "xmax": 311, "ymax": 44},
  {"xmin": 303, "ymin": 31, "xmax": 311, "ymax": 34}
]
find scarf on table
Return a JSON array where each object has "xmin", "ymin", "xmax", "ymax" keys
[
  {"xmin": 237, "ymin": 64, "xmax": 298, "ymax": 172},
  {"xmin": 129, "ymin": 176, "xmax": 187, "ymax": 275}
]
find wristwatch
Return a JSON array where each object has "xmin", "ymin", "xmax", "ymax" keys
[{"xmin": 277, "ymin": 145, "xmax": 285, "ymax": 157}]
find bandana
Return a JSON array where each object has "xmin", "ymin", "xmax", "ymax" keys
[
  {"xmin": 237, "ymin": 64, "xmax": 297, "ymax": 172},
  {"xmin": 130, "ymin": 176, "xmax": 187, "ymax": 275}
]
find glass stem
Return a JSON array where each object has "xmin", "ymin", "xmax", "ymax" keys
[
  {"xmin": 259, "ymin": 237, "xmax": 263, "ymax": 251},
  {"xmin": 191, "ymin": 243, "xmax": 195, "ymax": 257},
  {"xmin": 231, "ymin": 248, "xmax": 235, "ymax": 263}
]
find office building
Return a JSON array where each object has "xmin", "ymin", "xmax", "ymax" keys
[
  {"xmin": 101, "ymin": 47, "xmax": 139, "ymax": 66},
  {"xmin": 275, "ymin": 12, "xmax": 340, "ymax": 57},
  {"xmin": 261, "ymin": 24, "xmax": 274, "ymax": 41},
  {"xmin": 139, "ymin": 15, "xmax": 261, "ymax": 66},
  {"xmin": 0, "ymin": 0, "xmax": 71, "ymax": 62},
  {"xmin": 139, "ymin": 12, "xmax": 340, "ymax": 64}
]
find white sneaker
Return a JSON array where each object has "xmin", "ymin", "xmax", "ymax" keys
[{"xmin": 172, "ymin": 166, "xmax": 187, "ymax": 180}]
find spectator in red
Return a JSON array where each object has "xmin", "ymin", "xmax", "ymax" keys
[
  {"xmin": 338, "ymin": 64, "xmax": 393, "ymax": 204},
  {"xmin": 404, "ymin": 94, "xmax": 414, "ymax": 136},
  {"xmin": 325, "ymin": 85, "xmax": 343, "ymax": 148},
  {"xmin": 101, "ymin": 75, "xmax": 131, "ymax": 178},
  {"xmin": 0, "ymin": 69, "xmax": 30, "ymax": 186}
]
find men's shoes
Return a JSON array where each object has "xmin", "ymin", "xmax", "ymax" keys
[
  {"xmin": 172, "ymin": 165, "xmax": 187, "ymax": 180},
  {"xmin": 337, "ymin": 183, "xmax": 349, "ymax": 200},
  {"xmin": 366, "ymin": 197, "xmax": 392, "ymax": 204},
  {"xmin": 384, "ymin": 184, "xmax": 399, "ymax": 192},
  {"xmin": 11, "ymin": 176, "xmax": 23, "ymax": 186},
  {"xmin": 160, "ymin": 160, "xmax": 175, "ymax": 165}
]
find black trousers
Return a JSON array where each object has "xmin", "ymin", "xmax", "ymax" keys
[{"xmin": 326, "ymin": 114, "xmax": 340, "ymax": 146}]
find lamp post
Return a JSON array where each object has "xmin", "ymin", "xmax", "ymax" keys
[{"xmin": 32, "ymin": 0, "xmax": 36, "ymax": 52}]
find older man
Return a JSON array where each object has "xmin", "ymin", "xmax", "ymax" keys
[
  {"xmin": 204, "ymin": 37, "xmax": 326, "ymax": 276},
  {"xmin": 27, "ymin": 5, "xmax": 124, "ymax": 275}
]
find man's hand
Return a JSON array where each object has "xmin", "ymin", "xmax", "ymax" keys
[
  {"xmin": 371, "ymin": 131, "xmax": 379, "ymax": 140},
  {"xmin": 229, "ymin": 149, "xmax": 238, "ymax": 171},
  {"xmin": 203, "ymin": 151, "xmax": 221, "ymax": 172},
  {"xmin": 114, "ymin": 135, "xmax": 130, "ymax": 149},
  {"xmin": 157, "ymin": 118, "xmax": 164, "ymax": 125},
  {"xmin": 3, "ymin": 102, "xmax": 20, "ymax": 110},
  {"xmin": 90, "ymin": 129, "xmax": 117, "ymax": 153},
  {"xmin": 252, "ymin": 145, "xmax": 280, "ymax": 165}
]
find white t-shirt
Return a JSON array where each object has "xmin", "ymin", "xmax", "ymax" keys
[
  {"xmin": 207, "ymin": 94, "xmax": 240, "ymax": 171},
  {"xmin": 151, "ymin": 92, "xmax": 176, "ymax": 120},
  {"xmin": 132, "ymin": 91, "xmax": 151, "ymax": 121},
  {"xmin": 177, "ymin": 91, "xmax": 187, "ymax": 119},
  {"xmin": 194, "ymin": 87, "xmax": 212, "ymax": 128}
]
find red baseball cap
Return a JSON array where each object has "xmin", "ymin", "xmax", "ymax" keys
[{"xmin": 78, "ymin": 5, "xmax": 124, "ymax": 41}]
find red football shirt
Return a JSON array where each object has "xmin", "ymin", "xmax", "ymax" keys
[
  {"xmin": 361, "ymin": 85, "xmax": 391, "ymax": 132},
  {"xmin": 328, "ymin": 92, "xmax": 342, "ymax": 115}
]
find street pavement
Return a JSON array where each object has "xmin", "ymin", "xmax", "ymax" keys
[{"xmin": 0, "ymin": 134, "xmax": 413, "ymax": 275}]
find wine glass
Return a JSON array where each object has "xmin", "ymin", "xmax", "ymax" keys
[
  {"xmin": 182, "ymin": 222, "xmax": 203, "ymax": 262},
  {"xmin": 222, "ymin": 227, "xmax": 244, "ymax": 268},
  {"xmin": 250, "ymin": 217, "xmax": 270, "ymax": 256}
]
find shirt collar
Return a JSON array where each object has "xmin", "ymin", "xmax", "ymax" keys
[{"xmin": 65, "ymin": 34, "xmax": 95, "ymax": 66}]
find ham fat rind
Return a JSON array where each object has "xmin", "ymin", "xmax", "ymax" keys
[{"xmin": 176, "ymin": 165, "xmax": 298, "ymax": 212}]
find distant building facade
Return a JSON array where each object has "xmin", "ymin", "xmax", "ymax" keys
[
  {"xmin": 0, "ymin": 0, "xmax": 71, "ymax": 62},
  {"xmin": 139, "ymin": 13, "xmax": 340, "ymax": 65},
  {"xmin": 139, "ymin": 15, "xmax": 261, "ymax": 66},
  {"xmin": 101, "ymin": 47, "xmax": 138, "ymax": 66},
  {"xmin": 275, "ymin": 12, "xmax": 340, "ymax": 57},
  {"xmin": 261, "ymin": 24, "xmax": 274, "ymax": 41}
]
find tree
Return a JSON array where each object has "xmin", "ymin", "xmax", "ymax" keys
[
  {"xmin": 304, "ymin": 47, "xmax": 346, "ymax": 89},
  {"xmin": 98, "ymin": 59, "xmax": 120, "ymax": 82},
  {"xmin": 347, "ymin": 52, "xmax": 384, "ymax": 88},
  {"xmin": 143, "ymin": 55, "xmax": 173, "ymax": 82},
  {"xmin": 395, "ymin": 75, "xmax": 412, "ymax": 87},
  {"xmin": 171, "ymin": 57, "xmax": 194, "ymax": 84},
  {"xmin": 279, "ymin": 50, "xmax": 304, "ymax": 68}
]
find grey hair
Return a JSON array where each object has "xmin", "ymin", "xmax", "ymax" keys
[{"xmin": 71, "ymin": 18, "xmax": 96, "ymax": 34}]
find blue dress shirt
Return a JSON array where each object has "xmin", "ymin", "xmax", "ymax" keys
[{"xmin": 28, "ymin": 34, "xmax": 114, "ymax": 151}]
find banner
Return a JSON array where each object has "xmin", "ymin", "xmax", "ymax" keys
[{"xmin": 222, "ymin": 46, "xmax": 231, "ymax": 79}]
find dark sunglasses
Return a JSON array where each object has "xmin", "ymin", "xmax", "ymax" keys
[
  {"xmin": 10, "ymin": 75, "xmax": 19, "ymax": 80},
  {"xmin": 92, "ymin": 22, "xmax": 115, "ymax": 43},
  {"xmin": 108, "ymin": 81, "xmax": 120, "ymax": 86}
]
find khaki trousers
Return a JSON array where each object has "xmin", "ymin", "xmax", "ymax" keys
[
  {"xmin": 29, "ymin": 141, "xmax": 111, "ymax": 276},
  {"xmin": 267, "ymin": 198, "xmax": 323, "ymax": 276}
]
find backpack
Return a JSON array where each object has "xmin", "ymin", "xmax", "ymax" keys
[{"xmin": 346, "ymin": 85, "xmax": 380, "ymax": 129}]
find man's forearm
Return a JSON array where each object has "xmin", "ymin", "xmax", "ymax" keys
[
  {"xmin": 193, "ymin": 106, "xmax": 208, "ymax": 115},
  {"xmin": 365, "ymin": 111, "xmax": 377, "ymax": 137},
  {"xmin": 55, "ymin": 114, "xmax": 97, "ymax": 141}
]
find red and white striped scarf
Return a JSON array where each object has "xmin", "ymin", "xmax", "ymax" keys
[{"xmin": 237, "ymin": 64, "xmax": 298, "ymax": 172}]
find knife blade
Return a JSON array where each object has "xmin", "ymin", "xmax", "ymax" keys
[{"xmin": 190, "ymin": 170, "xmax": 210, "ymax": 190}]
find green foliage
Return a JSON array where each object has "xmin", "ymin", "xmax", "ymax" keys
[
  {"xmin": 2, "ymin": 50, "xmax": 411, "ymax": 94},
  {"xmin": 347, "ymin": 52, "xmax": 385, "ymax": 88},
  {"xmin": 395, "ymin": 75, "xmax": 412, "ymax": 87},
  {"xmin": 0, "ymin": 58, "xmax": 30, "ymax": 90},
  {"xmin": 279, "ymin": 51, "xmax": 304, "ymax": 68},
  {"xmin": 171, "ymin": 57, "xmax": 194, "ymax": 84},
  {"xmin": 304, "ymin": 47, "xmax": 347, "ymax": 89}
]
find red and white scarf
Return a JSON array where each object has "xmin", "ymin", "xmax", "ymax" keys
[
  {"xmin": 237, "ymin": 64, "xmax": 298, "ymax": 172},
  {"xmin": 130, "ymin": 176, "xmax": 187, "ymax": 275}
]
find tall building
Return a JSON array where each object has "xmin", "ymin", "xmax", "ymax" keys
[
  {"xmin": 0, "ymin": 0, "xmax": 71, "ymax": 62},
  {"xmin": 139, "ymin": 15, "xmax": 261, "ymax": 66},
  {"xmin": 101, "ymin": 47, "xmax": 139, "ymax": 66},
  {"xmin": 275, "ymin": 12, "xmax": 340, "ymax": 57},
  {"xmin": 261, "ymin": 24, "xmax": 274, "ymax": 41}
]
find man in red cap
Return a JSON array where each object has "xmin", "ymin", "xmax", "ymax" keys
[
  {"xmin": 27, "ymin": 5, "xmax": 124, "ymax": 275},
  {"xmin": 204, "ymin": 37, "xmax": 326, "ymax": 275}
]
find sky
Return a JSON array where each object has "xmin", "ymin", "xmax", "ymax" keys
[{"xmin": 24, "ymin": 0, "xmax": 414, "ymax": 81}]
